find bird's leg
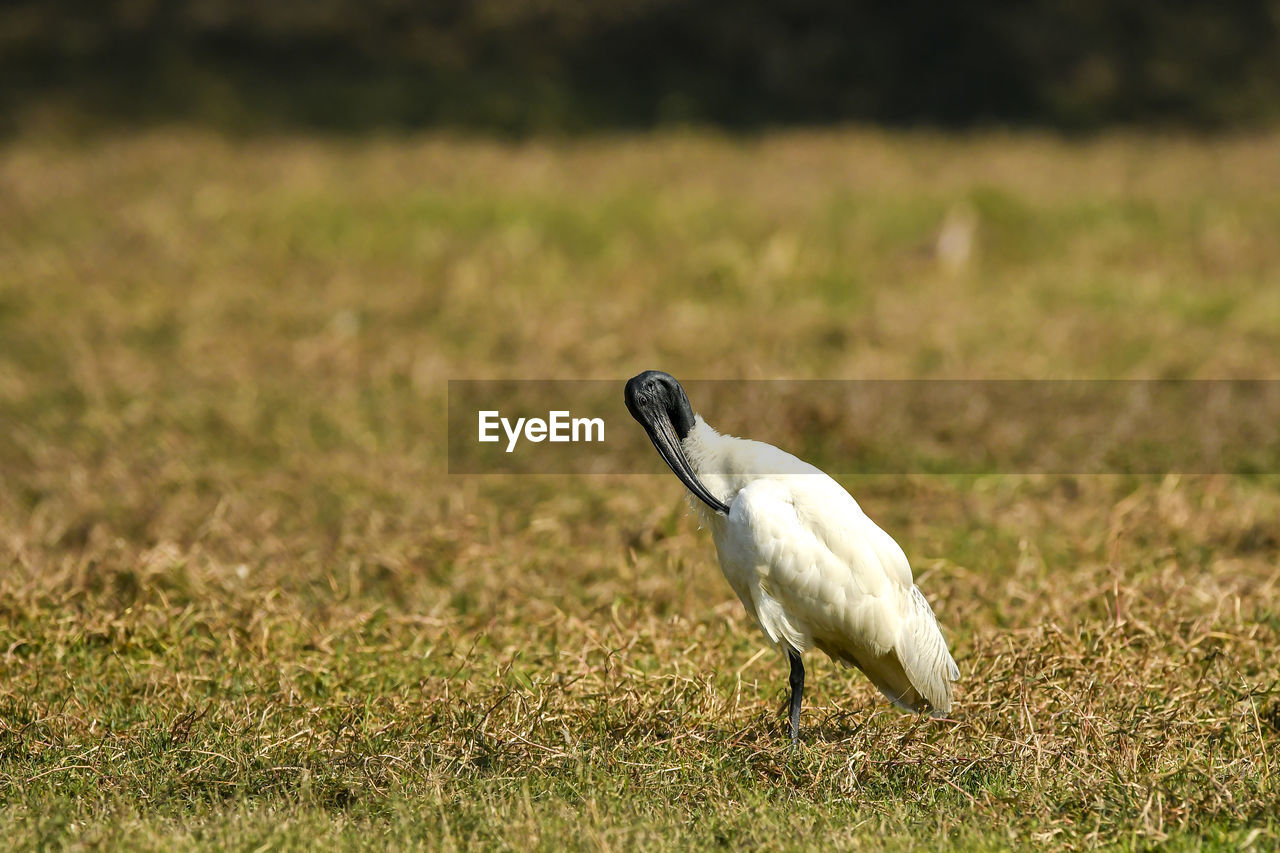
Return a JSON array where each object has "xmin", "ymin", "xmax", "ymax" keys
[{"xmin": 787, "ymin": 649, "xmax": 805, "ymax": 745}]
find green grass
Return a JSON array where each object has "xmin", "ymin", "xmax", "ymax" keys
[{"xmin": 1, "ymin": 129, "xmax": 1279, "ymax": 850}]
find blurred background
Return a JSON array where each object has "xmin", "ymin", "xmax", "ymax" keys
[
  {"xmin": 4, "ymin": 0, "xmax": 1280, "ymax": 135},
  {"xmin": 2, "ymin": 3, "xmax": 1280, "ymax": 848}
]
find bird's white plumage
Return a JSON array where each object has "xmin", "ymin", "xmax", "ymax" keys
[{"xmin": 681, "ymin": 415, "xmax": 959, "ymax": 715}]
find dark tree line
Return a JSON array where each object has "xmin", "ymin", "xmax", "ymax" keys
[{"xmin": 3, "ymin": 0, "xmax": 1278, "ymax": 133}]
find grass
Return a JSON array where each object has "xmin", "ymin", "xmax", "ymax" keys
[{"xmin": 1, "ymin": 128, "xmax": 1279, "ymax": 849}]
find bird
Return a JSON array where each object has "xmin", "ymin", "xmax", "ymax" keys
[{"xmin": 624, "ymin": 370, "xmax": 959, "ymax": 743}]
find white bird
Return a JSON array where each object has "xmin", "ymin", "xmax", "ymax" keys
[{"xmin": 625, "ymin": 370, "xmax": 959, "ymax": 743}]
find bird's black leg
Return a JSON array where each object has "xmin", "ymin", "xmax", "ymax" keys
[{"xmin": 787, "ymin": 649, "xmax": 805, "ymax": 745}]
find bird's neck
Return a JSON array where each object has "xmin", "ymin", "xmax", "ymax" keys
[
  {"xmin": 680, "ymin": 416, "xmax": 824, "ymax": 523},
  {"xmin": 679, "ymin": 416, "xmax": 749, "ymax": 516}
]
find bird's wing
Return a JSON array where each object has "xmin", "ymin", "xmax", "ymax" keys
[
  {"xmin": 728, "ymin": 477, "xmax": 901, "ymax": 654},
  {"xmin": 728, "ymin": 475, "xmax": 958, "ymax": 714}
]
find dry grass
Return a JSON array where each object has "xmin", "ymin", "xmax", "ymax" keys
[{"xmin": 1, "ymin": 129, "xmax": 1279, "ymax": 850}]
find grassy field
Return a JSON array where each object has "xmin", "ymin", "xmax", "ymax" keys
[{"xmin": 1, "ymin": 129, "xmax": 1279, "ymax": 850}]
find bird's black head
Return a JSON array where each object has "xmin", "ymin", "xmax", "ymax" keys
[
  {"xmin": 624, "ymin": 370, "xmax": 729, "ymax": 515},
  {"xmin": 624, "ymin": 370, "xmax": 696, "ymax": 441}
]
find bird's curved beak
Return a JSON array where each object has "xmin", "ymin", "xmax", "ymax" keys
[{"xmin": 639, "ymin": 411, "xmax": 731, "ymax": 516}]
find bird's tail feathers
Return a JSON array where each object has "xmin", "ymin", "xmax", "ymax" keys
[{"xmin": 894, "ymin": 586, "xmax": 959, "ymax": 715}]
